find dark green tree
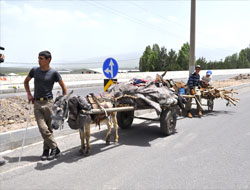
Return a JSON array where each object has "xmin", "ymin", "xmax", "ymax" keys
[
  {"xmin": 151, "ymin": 44, "xmax": 161, "ymax": 71},
  {"xmin": 238, "ymin": 49, "xmax": 250, "ymax": 68},
  {"xmin": 176, "ymin": 42, "xmax": 190, "ymax": 70},
  {"xmin": 139, "ymin": 43, "xmax": 250, "ymax": 72},
  {"xmin": 196, "ymin": 57, "xmax": 207, "ymax": 70},
  {"xmin": 148, "ymin": 50, "xmax": 159, "ymax": 71},
  {"xmin": 166, "ymin": 49, "xmax": 178, "ymax": 71},
  {"xmin": 224, "ymin": 53, "xmax": 238, "ymax": 69},
  {"xmin": 245, "ymin": 47, "xmax": 250, "ymax": 63},
  {"xmin": 152, "ymin": 44, "xmax": 160, "ymax": 54},
  {"xmin": 158, "ymin": 47, "xmax": 167, "ymax": 71},
  {"xmin": 139, "ymin": 45, "xmax": 152, "ymax": 71}
]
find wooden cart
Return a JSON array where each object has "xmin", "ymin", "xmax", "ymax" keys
[
  {"xmin": 181, "ymin": 93, "xmax": 214, "ymax": 112},
  {"xmin": 180, "ymin": 87, "xmax": 239, "ymax": 112},
  {"xmin": 81, "ymin": 105, "xmax": 178, "ymax": 136}
]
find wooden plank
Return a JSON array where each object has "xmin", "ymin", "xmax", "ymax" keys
[{"xmin": 81, "ymin": 106, "xmax": 135, "ymax": 115}]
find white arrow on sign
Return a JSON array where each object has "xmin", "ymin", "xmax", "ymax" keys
[{"xmin": 105, "ymin": 59, "xmax": 114, "ymax": 78}]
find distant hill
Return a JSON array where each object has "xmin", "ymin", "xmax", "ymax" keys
[
  {"xmin": 0, "ymin": 52, "xmax": 141, "ymax": 74},
  {"xmin": 52, "ymin": 52, "xmax": 141, "ymax": 70}
]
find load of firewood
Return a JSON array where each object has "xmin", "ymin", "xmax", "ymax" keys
[
  {"xmin": 155, "ymin": 71, "xmax": 240, "ymax": 106},
  {"xmin": 200, "ymin": 87, "xmax": 240, "ymax": 106}
]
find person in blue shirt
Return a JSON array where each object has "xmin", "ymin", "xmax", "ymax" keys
[
  {"xmin": 186, "ymin": 65, "xmax": 202, "ymax": 118},
  {"xmin": 201, "ymin": 70, "xmax": 212, "ymax": 88}
]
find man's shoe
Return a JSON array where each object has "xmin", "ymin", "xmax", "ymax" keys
[
  {"xmin": 187, "ymin": 112, "xmax": 193, "ymax": 118},
  {"xmin": 41, "ymin": 149, "xmax": 50, "ymax": 161},
  {"xmin": 198, "ymin": 111, "xmax": 202, "ymax": 116},
  {"xmin": 47, "ymin": 147, "xmax": 60, "ymax": 160},
  {"xmin": 0, "ymin": 160, "xmax": 6, "ymax": 166}
]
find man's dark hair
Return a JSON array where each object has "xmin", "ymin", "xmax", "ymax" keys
[{"xmin": 39, "ymin": 51, "xmax": 52, "ymax": 59}]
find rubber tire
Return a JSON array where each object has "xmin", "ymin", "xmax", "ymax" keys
[
  {"xmin": 160, "ymin": 108, "xmax": 177, "ymax": 136},
  {"xmin": 117, "ymin": 111, "xmax": 134, "ymax": 129},
  {"xmin": 207, "ymin": 99, "xmax": 214, "ymax": 112}
]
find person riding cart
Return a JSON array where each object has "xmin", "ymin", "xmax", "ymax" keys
[
  {"xmin": 186, "ymin": 65, "xmax": 202, "ymax": 118},
  {"xmin": 201, "ymin": 70, "xmax": 212, "ymax": 88}
]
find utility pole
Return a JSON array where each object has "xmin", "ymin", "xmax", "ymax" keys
[{"xmin": 189, "ymin": 0, "xmax": 196, "ymax": 75}]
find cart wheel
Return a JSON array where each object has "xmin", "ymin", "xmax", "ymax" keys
[
  {"xmin": 160, "ymin": 108, "xmax": 177, "ymax": 136},
  {"xmin": 117, "ymin": 111, "xmax": 134, "ymax": 129},
  {"xmin": 207, "ymin": 99, "xmax": 214, "ymax": 112}
]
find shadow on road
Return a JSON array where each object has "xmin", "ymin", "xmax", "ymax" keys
[
  {"xmin": 36, "ymin": 119, "xmax": 173, "ymax": 170},
  {"xmin": 2, "ymin": 119, "xmax": 175, "ymax": 172},
  {"xmin": 179, "ymin": 109, "xmax": 236, "ymax": 119},
  {"xmin": 201, "ymin": 109, "xmax": 235, "ymax": 117},
  {"xmin": 3, "ymin": 155, "xmax": 40, "ymax": 164},
  {"xmin": 3, "ymin": 108, "xmax": 231, "ymax": 171},
  {"xmin": 33, "ymin": 142, "xmax": 122, "ymax": 171}
]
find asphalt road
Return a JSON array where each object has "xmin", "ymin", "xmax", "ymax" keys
[
  {"xmin": 0, "ymin": 85, "xmax": 103, "ymax": 99},
  {"xmin": 0, "ymin": 73, "xmax": 240, "ymax": 99},
  {"xmin": 0, "ymin": 85, "xmax": 249, "ymax": 189}
]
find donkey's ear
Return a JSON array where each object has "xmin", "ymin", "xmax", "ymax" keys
[
  {"xmin": 64, "ymin": 90, "xmax": 74, "ymax": 101},
  {"xmin": 56, "ymin": 91, "xmax": 61, "ymax": 98}
]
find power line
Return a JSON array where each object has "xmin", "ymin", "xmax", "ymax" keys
[
  {"xmin": 87, "ymin": 1, "xmax": 236, "ymax": 56},
  {"xmin": 130, "ymin": 1, "xmax": 189, "ymax": 30},
  {"xmin": 128, "ymin": 1, "xmax": 239, "ymax": 58},
  {"xmin": 87, "ymin": 1, "xmax": 186, "ymax": 41}
]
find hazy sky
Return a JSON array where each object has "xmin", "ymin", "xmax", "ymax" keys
[{"xmin": 1, "ymin": 0, "xmax": 250, "ymax": 68}]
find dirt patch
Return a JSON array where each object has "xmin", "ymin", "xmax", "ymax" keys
[
  {"xmin": 212, "ymin": 78, "xmax": 250, "ymax": 88},
  {"xmin": 0, "ymin": 97, "xmax": 36, "ymax": 133},
  {"xmin": 0, "ymin": 76, "xmax": 250, "ymax": 133},
  {"xmin": 231, "ymin": 73, "xmax": 250, "ymax": 80}
]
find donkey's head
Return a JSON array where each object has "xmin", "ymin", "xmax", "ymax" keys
[{"xmin": 51, "ymin": 90, "xmax": 73, "ymax": 130}]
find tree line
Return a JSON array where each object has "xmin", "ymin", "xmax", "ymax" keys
[{"xmin": 139, "ymin": 43, "xmax": 250, "ymax": 71}]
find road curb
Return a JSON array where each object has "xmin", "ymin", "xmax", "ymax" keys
[{"xmin": 0, "ymin": 109, "xmax": 154, "ymax": 153}]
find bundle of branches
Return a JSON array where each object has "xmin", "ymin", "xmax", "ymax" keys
[
  {"xmin": 201, "ymin": 87, "xmax": 240, "ymax": 106},
  {"xmin": 156, "ymin": 70, "xmax": 240, "ymax": 106},
  {"xmin": 155, "ymin": 71, "xmax": 186, "ymax": 90}
]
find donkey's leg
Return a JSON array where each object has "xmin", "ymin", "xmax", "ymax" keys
[
  {"xmin": 85, "ymin": 123, "xmax": 91, "ymax": 155},
  {"xmin": 79, "ymin": 128, "xmax": 85, "ymax": 155},
  {"xmin": 112, "ymin": 112, "xmax": 119, "ymax": 143},
  {"xmin": 105, "ymin": 117, "xmax": 112, "ymax": 145}
]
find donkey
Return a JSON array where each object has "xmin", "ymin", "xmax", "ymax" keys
[
  {"xmin": 51, "ymin": 91, "xmax": 119, "ymax": 155},
  {"xmin": 51, "ymin": 91, "xmax": 73, "ymax": 130}
]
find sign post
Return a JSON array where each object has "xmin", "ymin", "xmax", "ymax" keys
[{"xmin": 103, "ymin": 58, "xmax": 118, "ymax": 92}]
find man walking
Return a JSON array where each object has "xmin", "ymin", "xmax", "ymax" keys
[
  {"xmin": 24, "ymin": 51, "xmax": 67, "ymax": 161},
  {"xmin": 186, "ymin": 65, "xmax": 202, "ymax": 118}
]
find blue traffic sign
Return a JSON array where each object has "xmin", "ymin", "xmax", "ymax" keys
[{"xmin": 103, "ymin": 58, "xmax": 119, "ymax": 79}]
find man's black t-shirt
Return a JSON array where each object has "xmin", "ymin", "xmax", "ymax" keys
[{"xmin": 28, "ymin": 67, "xmax": 62, "ymax": 99}]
